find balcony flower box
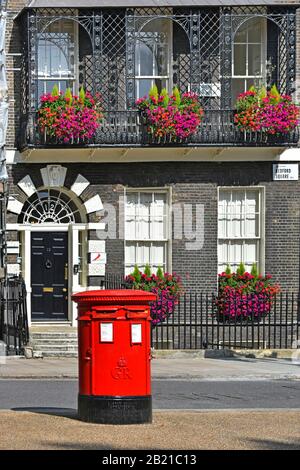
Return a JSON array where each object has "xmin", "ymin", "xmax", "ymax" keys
[
  {"xmin": 37, "ymin": 86, "xmax": 103, "ymax": 144},
  {"xmin": 136, "ymin": 86, "xmax": 204, "ymax": 144},
  {"xmin": 234, "ymin": 85, "xmax": 299, "ymax": 138},
  {"xmin": 215, "ymin": 264, "xmax": 280, "ymax": 323},
  {"xmin": 125, "ymin": 265, "xmax": 182, "ymax": 326}
]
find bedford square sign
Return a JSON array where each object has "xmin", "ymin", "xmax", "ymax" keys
[{"xmin": 273, "ymin": 163, "xmax": 299, "ymax": 181}]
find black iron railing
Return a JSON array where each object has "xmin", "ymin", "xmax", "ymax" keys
[
  {"xmin": 19, "ymin": 109, "xmax": 300, "ymax": 150},
  {"xmin": 101, "ymin": 275, "xmax": 300, "ymax": 350},
  {"xmin": 151, "ymin": 292, "xmax": 300, "ymax": 351},
  {"xmin": 0, "ymin": 277, "xmax": 29, "ymax": 355}
]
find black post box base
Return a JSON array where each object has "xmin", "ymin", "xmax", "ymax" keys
[{"xmin": 78, "ymin": 394, "xmax": 152, "ymax": 424}]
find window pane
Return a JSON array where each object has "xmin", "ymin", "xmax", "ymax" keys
[
  {"xmin": 136, "ymin": 243, "xmax": 150, "ymax": 268},
  {"xmin": 245, "ymin": 191, "xmax": 259, "ymax": 237},
  {"xmin": 125, "ymin": 242, "xmax": 166, "ymax": 274},
  {"xmin": 125, "ymin": 193, "xmax": 138, "ymax": 239},
  {"xmin": 234, "ymin": 24, "xmax": 247, "ymax": 43},
  {"xmin": 136, "ymin": 79, "xmax": 153, "ymax": 99},
  {"xmin": 248, "ymin": 19, "xmax": 263, "ymax": 42},
  {"xmin": 156, "ymin": 34, "xmax": 169, "ymax": 76},
  {"xmin": 38, "ymin": 80, "xmax": 74, "ymax": 98},
  {"xmin": 38, "ymin": 20, "xmax": 75, "ymax": 78},
  {"xmin": 135, "ymin": 40, "xmax": 154, "ymax": 76},
  {"xmin": 248, "ymin": 44, "xmax": 262, "ymax": 76},
  {"xmin": 150, "ymin": 193, "xmax": 166, "ymax": 240},
  {"xmin": 232, "ymin": 78, "xmax": 246, "ymax": 102},
  {"xmin": 151, "ymin": 243, "xmax": 166, "ymax": 270},
  {"xmin": 139, "ymin": 193, "xmax": 152, "ymax": 240},
  {"xmin": 244, "ymin": 241, "xmax": 258, "ymax": 271},
  {"xmin": 234, "ymin": 44, "xmax": 246, "ymax": 75}
]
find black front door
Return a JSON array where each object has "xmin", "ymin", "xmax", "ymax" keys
[{"xmin": 31, "ymin": 232, "xmax": 68, "ymax": 321}]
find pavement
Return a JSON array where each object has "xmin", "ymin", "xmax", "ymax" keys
[
  {"xmin": 0, "ymin": 355, "xmax": 300, "ymax": 380},
  {"xmin": 0, "ymin": 355, "xmax": 299, "ymax": 450},
  {"xmin": 0, "ymin": 410, "xmax": 299, "ymax": 450}
]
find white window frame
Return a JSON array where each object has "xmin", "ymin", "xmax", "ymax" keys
[
  {"xmin": 217, "ymin": 186, "xmax": 265, "ymax": 275},
  {"xmin": 232, "ymin": 17, "xmax": 267, "ymax": 96},
  {"xmin": 37, "ymin": 19, "xmax": 79, "ymax": 96},
  {"xmin": 135, "ymin": 20, "xmax": 173, "ymax": 98},
  {"xmin": 124, "ymin": 187, "xmax": 172, "ymax": 275}
]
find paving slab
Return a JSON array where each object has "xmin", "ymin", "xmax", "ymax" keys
[
  {"xmin": 0, "ymin": 356, "xmax": 299, "ymax": 380},
  {"xmin": 0, "ymin": 410, "xmax": 299, "ymax": 450}
]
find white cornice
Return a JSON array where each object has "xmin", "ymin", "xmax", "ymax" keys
[{"xmin": 6, "ymin": 146, "xmax": 300, "ymax": 164}]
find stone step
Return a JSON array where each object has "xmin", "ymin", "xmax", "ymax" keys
[
  {"xmin": 34, "ymin": 343, "xmax": 78, "ymax": 350},
  {"xmin": 31, "ymin": 332, "xmax": 77, "ymax": 339},
  {"xmin": 31, "ymin": 338, "xmax": 78, "ymax": 345},
  {"xmin": 42, "ymin": 351, "xmax": 78, "ymax": 358},
  {"xmin": 30, "ymin": 329, "xmax": 79, "ymax": 357}
]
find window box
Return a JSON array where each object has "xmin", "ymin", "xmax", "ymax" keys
[
  {"xmin": 136, "ymin": 86, "xmax": 204, "ymax": 143},
  {"xmin": 37, "ymin": 87, "xmax": 103, "ymax": 144}
]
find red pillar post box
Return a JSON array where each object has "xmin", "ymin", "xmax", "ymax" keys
[{"xmin": 72, "ymin": 289, "xmax": 156, "ymax": 424}]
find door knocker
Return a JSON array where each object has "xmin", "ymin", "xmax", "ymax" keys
[{"xmin": 45, "ymin": 259, "xmax": 52, "ymax": 269}]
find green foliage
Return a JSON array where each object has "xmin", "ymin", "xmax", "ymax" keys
[
  {"xmin": 161, "ymin": 88, "xmax": 169, "ymax": 107},
  {"xmin": 144, "ymin": 264, "xmax": 151, "ymax": 277},
  {"xmin": 156, "ymin": 266, "xmax": 164, "ymax": 280},
  {"xmin": 236, "ymin": 262, "xmax": 246, "ymax": 276},
  {"xmin": 79, "ymin": 87, "xmax": 86, "ymax": 101},
  {"xmin": 251, "ymin": 263, "xmax": 259, "ymax": 278},
  {"xmin": 64, "ymin": 88, "xmax": 73, "ymax": 105},
  {"xmin": 258, "ymin": 86, "xmax": 267, "ymax": 102},
  {"xmin": 270, "ymin": 84, "xmax": 281, "ymax": 103},
  {"xmin": 149, "ymin": 84, "xmax": 159, "ymax": 102},
  {"xmin": 51, "ymin": 85, "xmax": 59, "ymax": 97},
  {"xmin": 172, "ymin": 87, "xmax": 181, "ymax": 106},
  {"xmin": 132, "ymin": 264, "xmax": 141, "ymax": 283},
  {"xmin": 225, "ymin": 264, "xmax": 231, "ymax": 275}
]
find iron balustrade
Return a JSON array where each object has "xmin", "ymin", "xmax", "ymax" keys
[
  {"xmin": 17, "ymin": 5, "xmax": 298, "ymax": 151},
  {"xmin": 20, "ymin": 109, "xmax": 300, "ymax": 150},
  {"xmin": 101, "ymin": 275, "xmax": 300, "ymax": 350},
  {"xmin": 0, "ymin": 277, "xmax": 29, "ymax": 356}
]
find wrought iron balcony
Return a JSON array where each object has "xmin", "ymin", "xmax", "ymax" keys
[
  {"xmin": 19, "ymin": 110, "xmax": 299, "ymax": 150},
  {"xmin": 17, "ymin": 4, "xmax": 298, "ymax": 152}
]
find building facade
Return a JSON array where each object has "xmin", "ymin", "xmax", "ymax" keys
[{"xmin": 4, "ymin": 0, "xmax": 300, "ymax": 327}]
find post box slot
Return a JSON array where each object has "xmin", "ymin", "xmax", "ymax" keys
[
  {"xmin": 126, "ymin": 312, "xmax": 149, "ymax": 320},
  {"xmin": 100, "ymin": 322, "xmax": 114, "ymax": 343},
  {"xmin": 93, "ymin": 306, "xmax": 119, "ymax": 312}
]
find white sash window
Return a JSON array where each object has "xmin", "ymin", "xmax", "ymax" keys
[
  {"xmin": 218, "ymin": 188, "xmax": 264, "ymax": 273},
  {"xmin": 37, "ymin": 19, "xmax": 77, "ymax": 97},
  {"xmin": 125, "ymin": 190, "xmax": 169, "ymax": 275},
  {"xmin": 135, "ymin": 19, "xmax": 172, "ymax": 98},
  {"xmin": 232, "ymin": 17, "xmax": 267, "ymax": 102}
]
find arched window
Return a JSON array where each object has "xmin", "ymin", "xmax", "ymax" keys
[
  {"xmin": 18, "ymin": 189, "xmax": 85, "ymax": 224},
  {"xmin": 232, "ymin": 17, "xmax": 267, "ymax": 101},
  {"xmin": 37, "ymin": 19, "xmax": 77, "ymax": 98},
  {"xmin": 135, "ymin": 18, "xmax": 172, "ymax": 99}
]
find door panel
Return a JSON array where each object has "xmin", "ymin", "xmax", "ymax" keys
[{"xmin": 31, "ymin": 232, "xmax": 68, "ymax": 321}]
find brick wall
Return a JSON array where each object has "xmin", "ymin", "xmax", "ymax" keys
[
  {"xmin": 5, "ymin": 1, "xmax": 27, "ymax": 148},
  {"xmin": 7, "ymin": 161, "xmax": 300, "ymax": 293}
]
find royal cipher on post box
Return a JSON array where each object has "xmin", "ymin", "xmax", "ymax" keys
[{"xmin": 72, "ymin": 289, "xmax": 157, "ymax": 424}]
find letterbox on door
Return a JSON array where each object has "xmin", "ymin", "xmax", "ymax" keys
[{"xmin": 72, "ymin": 289, "xmax": 156, "ymax": 424}]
